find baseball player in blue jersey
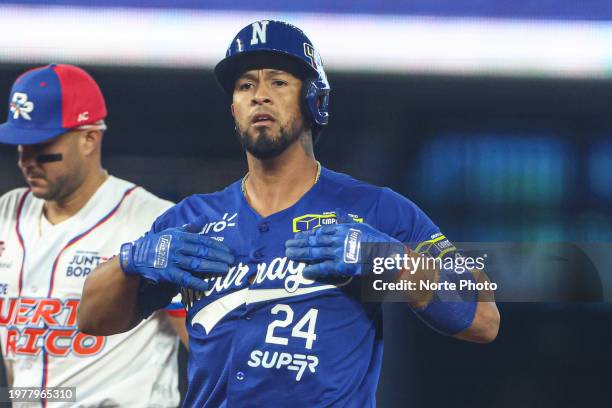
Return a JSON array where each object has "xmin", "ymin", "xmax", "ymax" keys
[{"xmin": 79, "ymin": 20, "xmax": 500, "ymax": 407}]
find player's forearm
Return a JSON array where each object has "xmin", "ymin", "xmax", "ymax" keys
[
  {"xmin": 453, "ymin": 268, "xmax": 500, "ymax": 343},
  {"xmin": 77, "ymin": 256, "xmax": 142, "ymax": 335},
  {"xmin": 453, "ymin": 301, "xmax": 499, "ymax": 343}
]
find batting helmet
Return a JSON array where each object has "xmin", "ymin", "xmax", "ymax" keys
[{"xmin": 214, "ymin": 20, "xmax": 330, "ymax": 128}]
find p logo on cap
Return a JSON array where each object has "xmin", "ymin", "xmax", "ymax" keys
[{"xmin": 10, "ymin": 92, "xmax": 34, "ymax": 120}]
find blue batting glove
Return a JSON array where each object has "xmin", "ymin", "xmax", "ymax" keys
[
  {"xmin": 119, "ymin": 218, "xmax": 235, "ymax": 292},
  {"xmin": 285, "ymin": 211, "xmax": 406, "ymax": 279}
]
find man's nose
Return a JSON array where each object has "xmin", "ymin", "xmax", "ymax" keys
[
  {"xmin": 251, "ymin": 83, "xmax": 272, "ymax": 105},
  {"xmin": 17, "ymin": 146, "xmax": 37, "ymax": 168}
]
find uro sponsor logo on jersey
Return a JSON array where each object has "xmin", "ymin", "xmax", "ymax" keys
[
  {"xmin": 292, "ymin": 211, "xmax": 363, "ymax": 232},
  {"xmin": 199, "ymin": 213, "xmax": 237, "ymax": 240},
  {"xmin": 66, "ymin": 251, "xmax": 109, "ymax": 277},
  {"xmin": 0, "ymin": 297, "xmax": 106, "ymax": 357}
]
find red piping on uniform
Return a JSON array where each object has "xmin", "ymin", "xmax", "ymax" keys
[{"xmin": 15, "ymin": 189, "xmax": 30, "ymax": 296}]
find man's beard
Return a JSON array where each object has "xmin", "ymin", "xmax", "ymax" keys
[
  {"xmin": 236, "ymin": 124, "xmax": 301, "ymax": 159},
  {"xmin": 27, "ymin": 170, "xmax": 83, "ymax": 202}
]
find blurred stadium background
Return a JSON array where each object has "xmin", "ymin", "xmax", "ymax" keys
[{"xmin": 0, "ymin": 1, "xmax": 611, "ymax": 406}]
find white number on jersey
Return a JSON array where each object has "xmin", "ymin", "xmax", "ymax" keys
[
  {"xmin": 265, "ymin": 304, "xmax": 319, "ymax": 350},
  {"xmin": 291, "ymin": 308, "xmax": 318, "ymax": 350}
]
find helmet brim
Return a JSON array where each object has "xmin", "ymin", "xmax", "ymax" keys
[{"xmin": 214, "ymin": 50, "xmax": 318, "ymax": 95}]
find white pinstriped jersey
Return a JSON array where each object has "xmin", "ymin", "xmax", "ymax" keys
[{"xmin": 0, "ymin": 176, "xmax": 184, "ymax": 408}]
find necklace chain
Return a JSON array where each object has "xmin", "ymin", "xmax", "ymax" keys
[{"xmin": 241, "ymin": 161, "xmax": 321, "ymax": 199}]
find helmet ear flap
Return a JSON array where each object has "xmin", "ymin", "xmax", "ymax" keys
[
  {"xmin": 302, "ymin": 79, "xmax": 330, "ymax": 127},
  {"xmin": 316, "ymin": 90, "xmax": 330, "ymax": 125},
  {"xmin": 300, "ymin": 78, "xmax": 316, "ymax": 127},
  {"xmin": 299, "ymin": 79, "xmax": 328, "ymax": 144}
]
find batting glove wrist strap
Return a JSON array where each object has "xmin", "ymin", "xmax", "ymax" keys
[{"xmin": 119, "ymin": 242, "xmax": 137, "ymax": 275}]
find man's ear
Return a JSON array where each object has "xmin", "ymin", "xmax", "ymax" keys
[
  {"xmin": 230, "ymin": 103, "xmax": 235, "ymax": 118},
  {"xmin": 81, "ymin": 130, "xmax": 102, "ymax": 157}
]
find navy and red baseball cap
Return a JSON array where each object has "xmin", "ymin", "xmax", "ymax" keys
[{"xmin": 0, "ymin": 64, "xmax": 107, "ymax": 145}]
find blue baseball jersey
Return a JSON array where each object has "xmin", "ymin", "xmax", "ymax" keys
[{"xmin": 141, "ymin": 166, "xmax": 441, "ymax": 407}]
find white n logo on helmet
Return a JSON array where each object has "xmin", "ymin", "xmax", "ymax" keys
[
  {"xmin": 10, "ymin": 92, "xmax": 34, "ymax": 121},
  {"xmin": 250, "ymin": 20, "xmax": 269, "ymax": 45}
]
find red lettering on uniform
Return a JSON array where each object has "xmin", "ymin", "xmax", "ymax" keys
[
  {"xmin": 73, "ymin": 332, "xmax": 105, "ymax": 356},
  {"xmin": 0, "ymin": 298, "xmax": 17, "ymax": 325},
  {"xmin": 6, "ymin": 298, "xmax": 108, "ymax": 357},
  {"xmin": 31, "ymin": 299, "xmax": 62, "ymax": 326},
  {"xmin": 14, "ymin": 298, "xmax": 36, "ymax": 325},
  {"xmin": 5, "ymin": 328, "xmax": 18, "ymax": 357},
  {"xmin": 17, "ymin": 327, "xmax": 45, "ymax": 356},
  {"xmin": 64, "ymin": 299, "xmax": 80, "ymax": 326},
  {"xmin": 45, "ymin": 329, "xmax": 75, "ymax": 357}
]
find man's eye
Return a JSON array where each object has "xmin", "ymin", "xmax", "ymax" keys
[
  {"xmin": 272, "ymin": 80, "xmax": 287, "ymax": 87},
  {"xmin": 238, "ymin": 82, "xmax": 253, "ymax": 90}
]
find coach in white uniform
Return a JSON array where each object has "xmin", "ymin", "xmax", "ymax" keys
[{"xmin": 0, "ymin": 64, "xmax": 187, "ymax": 407}]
